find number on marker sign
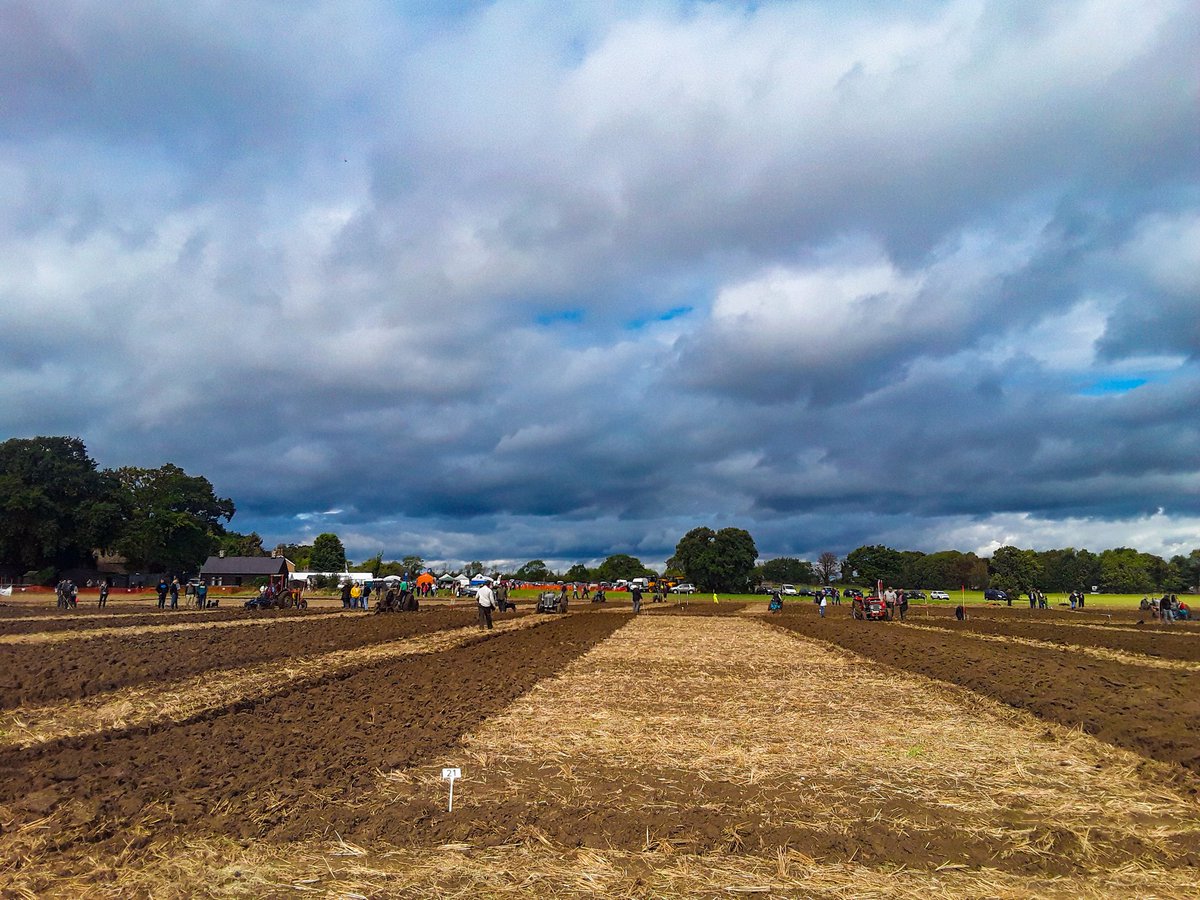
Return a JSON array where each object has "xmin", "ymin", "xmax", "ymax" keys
[{"xmin": 442, "ymin": 767, "xmax": 461, "ymax": 780}]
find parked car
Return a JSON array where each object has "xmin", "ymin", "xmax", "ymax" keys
[
  {"xmin": 983, "ymin": 588, "xmax": 1009, "ymax": 602},
  {"xmin": 906, "ymin": 590, "xmax": 926, "ymax": 600},
  {"xmin": 843, "ymin": 588, "xmax": 864, "ymax": 601},
  {"xmin": 929, "ymin": 590, "xmax": 950, "ymax": 601},
  {"xmin": 672, "ymin": 583, "xmax": 697, "ymax": 594},
  {"xmin": 781, "ymin": 584, "xmax": 798, "ymax": 595}
]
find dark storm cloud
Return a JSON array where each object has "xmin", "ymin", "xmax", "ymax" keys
[{"xmin": 1, "ymin": 0, "xmax": 1198, "ymax": 566}]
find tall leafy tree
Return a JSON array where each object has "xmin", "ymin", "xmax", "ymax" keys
[
  {"xmin": 671, "ymin": 526, "xmax": 758, "ymax": 591},
  {"xmin": 758, "ymin": 557, "xmax": 815, "ymax": 585},
  {"xmin": 594, "ymin": 554, "xmax": 652, "ymax": 582},
  {"xmin": 309, "ymin": 533, "xmax": 347, "ymax": 572},
  {"xmin": 402, "ymin": 555, "xmax": 425, "ymax": 575},
  {"xmin": 989, "ymin": 545, "xmax": 1043, "ymax": 593},
  {"xmin": 0, "ymin": 436, "xmax": 123, "ymax": 570},
  {"xmin": 564, "ymin": 563, "xmax": 592, "ymax": 581},
  {"xmin": 842, "ymin": 545, "xmax": 907, "ymax": 588},
  {"xmin": 514, "ymin": 559, "xmax": 554, "ymax": 581},
  {"xmin": 217, "ymin": 531, "xmax": 266, "ymax": 557},
  {"xmin": 112, "ymin": 464, "xmax": 234, "ymax": 573},
  {"xmin": 274, "ymin": 542, "xmax": 313, "ymax": 569}
]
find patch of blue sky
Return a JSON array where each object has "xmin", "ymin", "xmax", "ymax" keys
[
  {"xmin": 625, "ymin": 305, "xmax": 694, "ymax": 331},
  {"xmin": 535, "ymin": 309, "xmax": 585, "ymax": 327},
  {"xmin": 1081, "ymin": 377, "xmax": 1148, "ymax": 396}
]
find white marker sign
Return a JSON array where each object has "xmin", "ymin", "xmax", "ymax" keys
[{"xmin": 442, "ymin": 767, "xmax": 461, "ymax": 811}]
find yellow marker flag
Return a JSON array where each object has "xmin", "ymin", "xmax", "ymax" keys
[{"xmin": 713, "ymin": 593, "xmax": 720, "ymax": 604}]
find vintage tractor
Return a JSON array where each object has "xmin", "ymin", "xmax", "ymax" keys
[
  {"xmin": 244, "ymin": 575, "xmax": 307, "ymax": 610},
  {"xmin": 537, "ymin": 590, "xmax": 566, "ymax": 613},
  {"xmin": 851, "ymin": 594, "xmax": 892, "ymax": 621}
]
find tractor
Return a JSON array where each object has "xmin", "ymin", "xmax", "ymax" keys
[
  {"xmin": 244, "ymin": 575, "xmax": 307, "ymax": 610},
  {"xmin": 851, "ymin": 594, "xmax": 892, "ymax": 621}
]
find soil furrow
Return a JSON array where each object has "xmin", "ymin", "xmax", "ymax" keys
[
  {"xmin": 901, "ymin": 621, "xmax": 1200, "ymax": 671},
  {"xmin": 0, "ymin": 606, "xmax": 345, "ymax": 636},
  {"xmin": 0, "ymin": 614, "xmax": 544, "ymax": 749},
  {"xmin": 0, "ymin": 608, "xmax": 485, "ymax": 709},
  {"xmin": 909, "ymin": 616, "xmax": 1200, "ymax": 661}
]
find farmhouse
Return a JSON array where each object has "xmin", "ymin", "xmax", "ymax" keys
[{"xmin": 200, "ymin": 554, "xmax": 293, "ymax": 587}]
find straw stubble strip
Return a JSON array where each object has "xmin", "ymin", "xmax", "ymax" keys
[
  {"xmin": 375, "ymin": 615, "xmax": 1198, "ymax": 891},
  {"xmin": 21, "ymin": 835, "xmax": 1200, "ymax": 900}
]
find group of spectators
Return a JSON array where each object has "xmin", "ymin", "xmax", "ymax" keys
[
  {"xmin": 54, "ymin": 578, "xmax": 80, "ymax": 609},
  {"xmin": 1141, "ymin": 594, "xmax": 1190, "ymax": 622}
]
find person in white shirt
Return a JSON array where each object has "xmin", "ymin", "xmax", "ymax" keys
[
  {"xmin": 819, "ymin": 594, "xmax": 827, "ymax": 618},
  {"xmin": 476, "ymin": 583, "xmax": 496, "ymax": 630}
]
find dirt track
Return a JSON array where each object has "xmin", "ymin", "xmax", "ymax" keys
[{"xmin": 770, "ymin": 608, "xmax": 1200, "ymax": 780}]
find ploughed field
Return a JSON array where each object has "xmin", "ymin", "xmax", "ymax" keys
[{"xmin": 0, "ymin": 599, "xmax": 1197, "ymax": 897}]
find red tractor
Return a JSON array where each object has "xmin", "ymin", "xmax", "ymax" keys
[{"xmin": 851, "ymin": 594, "xmax": 892, "ymax": 621}]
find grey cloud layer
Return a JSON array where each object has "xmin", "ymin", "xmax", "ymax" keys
[{"xmin": 1, "ymin": 0, "xmax": 1197, "ymax": 565}]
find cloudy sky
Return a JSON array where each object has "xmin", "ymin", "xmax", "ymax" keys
[{"xmin": 2, "ymin": 0, "xmax": 1198, "ymax": 569}]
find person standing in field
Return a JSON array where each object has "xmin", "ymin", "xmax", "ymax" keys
[
  {"xmin": 476, "ymin": 581, "xmax": 496, "ymax": 630},
  {"xmin": 819, "ymin": 593, "xmax": 827, "ymax": 618},
  {"xmin": 350, "ymin": 582, "xmax": 362, "ymax": 609},
  {"xmin": 631, "ymin": 585, "xmax": 643, "ymax": 614},
  {"xmin": 897, "ymin": 591, "xmax": 907, "ymax": 621},
  {"xmin": 156, "ymin": 577, "xmax": 168, "ymax": 610},
  {"xmin": 341, "ymin": 581, "xmax": 352, "ymax": 608},
  {"xmin": 169, "ymin": 577, "xmax": 180, "ymax": 609},
  {"xmin": 196, "ymin": 581, "xmax": 208, "ymax": 609},
  {"xmin": 98, "ymin": 581, "xmax": 109, "ymax": 608}
]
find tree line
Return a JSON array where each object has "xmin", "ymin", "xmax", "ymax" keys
[
  {"xmin": 0, "ymin": 436, "xmax": 240, "ymax": 581},
  {"xmin": 839, "ymin": 544, "xmax": 1200, "ymax": 595}
]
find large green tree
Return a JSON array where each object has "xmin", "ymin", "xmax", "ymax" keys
[
  {"xmin": 1036, "ymin": 548, "xmax": 1100, "ymax": 592},
  {"xmin": 309, "ymin": 532, "xmax": 347, "ymax": 572},
  {"xmin": 514, "ymin": 559, "xmax": 554, "ymax": 581},
  {"xmin": 910, "ymin": 550, "xmax": 986, "ymax": 590},
  {"xmin": 842, "ymin": 545, "xmax": 907, "ymax": 588},
  {"xmin": 0, "ymin": 436, "xmax": 123, "ymax": 570},
  {"xmin": 594, "ymin": 554, "xmax": 652, "ymax": 582},
  {"xmin": 217, "ymin": 530, "xmax": 266, "ymax": 558},
  {"xmin": 757, "ymin": 557, "xmax": 815, "ymax": 585},
  {"xmin": 113, "ymin": 464, "xmax": 235, "ymax": 573},
  {"xmin": 274, "ymin": 542, "xmax": 313, "ymax": 569},
  {"xmin": 671, "ymin": 526, "xmax": 758, "ymax": 591},
  {"xmin": 564, "ymin": 563, "xmax": 592, "ymax": 582},
  {"xmin": 989, "ymin": 545, "xmax": 1043, "ymax": 594},
  {"xmin": 1097, "ymin": 547, "xmax": 1158, "ymax": 593}
]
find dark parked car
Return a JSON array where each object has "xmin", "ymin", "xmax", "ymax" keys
[
  {"xmin": 983, "ymin": 588, "xmax": 1009, "ymax": 603},
  {"xmin": 843, "ymin": 588, "xmax": 864, "ymax": 601},
  {"xmin": 905, "ymin": 590, "xmax": 926, "ymax": 600}
]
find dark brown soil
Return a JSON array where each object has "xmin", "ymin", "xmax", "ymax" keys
[
  {"xmin": 0, "ymin": 612, "xmax": 626, "ymax": 884},
  {"xmin": 0, "ymin": 606, "xmax": 344, "ymax": 637},
  {"xmin": 0, "ymin": 607, "xmax": 496, "ymax": 709},
  {"xmin": 913, "ymin": 616, "xmax": 1200, "ymax": 662},
  {"xmin": 769, "ymin": 609, "xmax": 1200, "ymax": 782}
]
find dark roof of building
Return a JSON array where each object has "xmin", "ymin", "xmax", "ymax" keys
[{"xmin": 200, "ymin": 556, "xmax": 292, "ymax": 576}]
